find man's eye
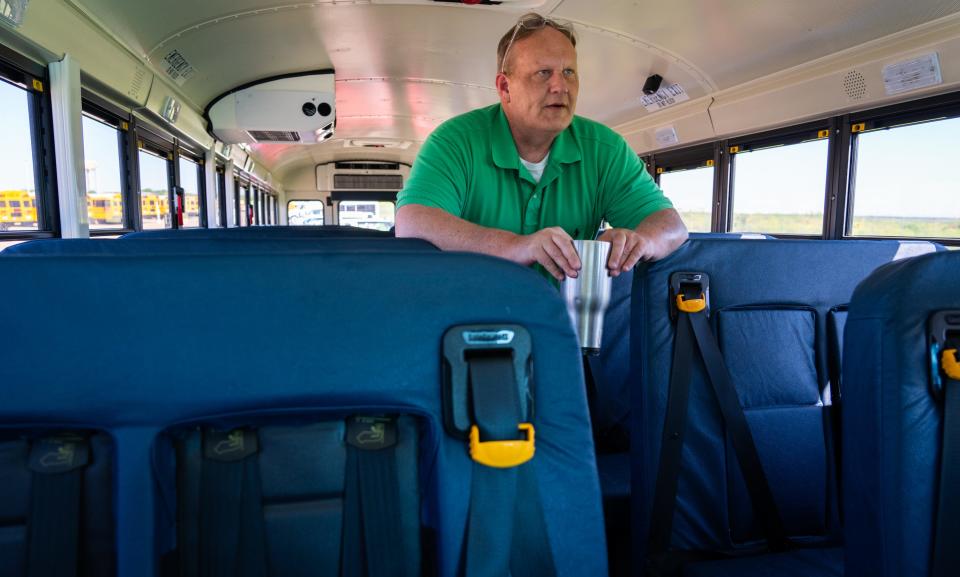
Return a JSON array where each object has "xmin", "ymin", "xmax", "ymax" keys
[
  {"xmin": 563, "ymin": 69, "xmax": 577, "ymax": 78},
  {"xmin": 535, "ymin": 70, "xmax": 551, "ymax": 79}
]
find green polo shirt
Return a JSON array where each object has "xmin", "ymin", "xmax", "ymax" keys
[{"xmin": 397, "ymin": 104, "xmax": 672, "ymax": 240}]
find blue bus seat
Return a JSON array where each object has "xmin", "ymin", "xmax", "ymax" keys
[
  {"xmin": 168, "ymin": 417, "xmax": 422, "ymax": 577},
  {"xmin": 0, "ymin": 432, "xmax": 114, "ymax": 577},
  {"xmin": 630, "ymin": 238, "xmax": 940, "ymax": 575},
  {"xmin": 843, "ymin": 250, "xmax": 960, "ymax": 577},
  {"xmin": 589, "ymin": 233, "xmax": 777, "ymax": 477},
  {"xmin": 120, "ymin": 224, "xmax": 391, "ymax": 240},
  {"xmin": 589, "ymin": 234, "xmax": 775, "ymax": 577},
  {"xmin": 0, "ymin": 250, "xmax": 605, "ymax": 576}
]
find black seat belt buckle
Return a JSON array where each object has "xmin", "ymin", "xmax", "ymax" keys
[
  {"xmin": 670, "ymin": 272, "xmax": 710, "ymax": 321},
  {"xmin": 929, "ymin": 310, "xmax": 960, "ymax": 401},
  {"xmin": 202, "ymin": 429, "xmax": 258, "ymax": 462},
  {"xmin": 28, "ymin": 434, "xmax": 90, "ymax": 474},
  {"xmin": 346, "ymin": 416, "xmax": 398, "ymax": 451},
  {"xmin": 441, "ymin": 324, "xmax": 533, "ymax": 441}
]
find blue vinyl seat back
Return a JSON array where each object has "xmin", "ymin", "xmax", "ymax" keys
[
  {"xmin": 0, "ymin": 432, "xmax": 114, "ymax": 577},
  {"xmin": 170, "ymin": 418, "xmax": 421, "ymax": 577},
  {"xmin": 631, "ymin": 238, "xmax": 940, "ymax": 561},
  {"xmin": 0, "ymin": 251, "xmax": 604, "ymax": 577},
  {"xmin": 843, "ymin": 250, "xmax": 960, "ymax": 577},
  {"xmin": 120, "ymin": 224, "xmax": 391, "ymax": 240},
  {"xmin": 588, "ymin": 233, "xmax": 774, "ymax": 498},
  {"xmin": 2, "ymin": 237, "xmax": 434, "ymax": 255}
]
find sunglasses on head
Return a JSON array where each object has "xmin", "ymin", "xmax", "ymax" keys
[{"xmin": 500, "ymin": 15, "xmax": 574, "ymax": 75}]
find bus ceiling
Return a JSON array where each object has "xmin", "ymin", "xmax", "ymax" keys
[{"xmin": 4, "ymin": 0, "xmax": 960, "ymax": 179}]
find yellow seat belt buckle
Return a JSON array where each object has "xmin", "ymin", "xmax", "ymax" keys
[
  {"xmin": 469, "ymin": 423, "xmax": 535, "ymax": 468},
  {"xmin": 943, "ymin": 349, "xmax": 960, "ymax": 380},
  {"xmin": 676, "ymin": 293, "xmax": 706, "ymax": 313}
]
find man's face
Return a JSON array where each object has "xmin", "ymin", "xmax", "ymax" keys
[{"xmin": 498, "ymin": 27, "xmax": 579, "ymax": 140}]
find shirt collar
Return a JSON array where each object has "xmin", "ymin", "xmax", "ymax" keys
[{"xmin": 491, "ymin": 104, "xmax": 582, "ymax": 171}]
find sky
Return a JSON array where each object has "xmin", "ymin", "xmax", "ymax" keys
[{"xmin": 659, "ymin": 120, "xmax": 960, "ymax": 219}]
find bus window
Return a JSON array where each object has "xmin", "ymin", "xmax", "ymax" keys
[
  {"xmin": 730, "ymin": 139, "xmax": 827, "ymax": 235},
  {"xmin": 0, "ymin": 78, "xmax": 39, "ymax": 232},
  {"xmin": 850, "ymin": 117, "xmax": 960, "ymax": 239},
  {"xmin": 338, "ymin": 200, "xmax": 395, "ymax": 231},
  {"xmin": 178, "ymin": 156, "xmax": 201, "ymax": 228},
  {"xmin": 138, "ymin": 149, "xmax": 171, "ymax": 230},
  {"xmin": 288, "ymin": 200, "xmax": 325, "ymax": 225},
  {"xmin": 82, "ymin": 115, "xmax": 125, "ymax": 229},
  {"xmin": 238, "ymin": 184, "xmax": 249, "ymax": 226},
  {"xmin": 213, "ymin": 167, "xmax": 224, "ymax": 228},
  {"xmin": 659, "ymin": 166, "xmax": 714, "ymax": 233}
]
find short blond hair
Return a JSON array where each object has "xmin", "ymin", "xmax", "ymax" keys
[{"xmin": 497, "ymin": 13, "xmax": 577, "ymax": 74}]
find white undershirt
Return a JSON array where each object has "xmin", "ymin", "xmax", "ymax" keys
[{"xmin": 520, "ymin": 152, "xmax": 550, "ymax": 183}]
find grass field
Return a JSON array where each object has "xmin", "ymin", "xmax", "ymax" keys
[{"xmin": 677, "ymin": 211, "xmax": 960, "ymax": 238}]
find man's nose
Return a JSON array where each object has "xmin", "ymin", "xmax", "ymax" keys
[{"xmin": 548, "ymin": 71, "xmax": 568, "ymax": 94}]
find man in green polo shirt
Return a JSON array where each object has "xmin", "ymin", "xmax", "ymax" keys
[{"xmin": 395, "ymin": 13, "xmax": 687, "ymax": 282}]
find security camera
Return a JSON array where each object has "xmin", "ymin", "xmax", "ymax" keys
[
  {"xmin": 643, "ymin": 74, "xmax": 663, "ymax": 95},
  {"xmin": 317, "ymin": 102, "xmax": 332, "ymax": 117},
  {"xmin": 302, "ymin": 102, "xmax": 317, "ymax": 116}
]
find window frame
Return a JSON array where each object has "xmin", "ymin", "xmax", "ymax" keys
[
  {"xmin": 647, "ymin": 89, "xmax": 960, "ymax": 246},
  {"xmin": 0, "ymin": 49, "xmax": 57, "ymax": 240},
  {"xmin": 841, "ymin": 92, "xmax": 960, "ymax": 243},
  {"xmin": 725, "ymin": 121, "xmax": 832, "ymax": 238},
  {"xmin": 287, "ymin": 199, "xmax": 326, "ymax": 226},
  {"xmin": 648, "ymin": 143, "xmax": 720, "ymax": 232},
  {"xmin": 174, "ymin": 144, "xmax": 205, "ymax": 229},
  {"xmin": 134, "ymin": 126, "xmax": 175, "ymax": 232},
  {"xmin": 81, "ymin": 93, "xmax": 134, "ymax": 235}
]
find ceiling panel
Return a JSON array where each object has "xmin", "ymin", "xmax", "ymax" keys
[
  {"xmin": 557, "ymin": 0, "xmax": 960, "ymax": 89},
  {"xmin": 66, "ymin": 0, "xmax": 960, "ymax": 177}
]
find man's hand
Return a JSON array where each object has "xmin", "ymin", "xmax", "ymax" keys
[
  {"xmin": 511, "ymin": 226, "xmax": 581, "ymax": 281},
  {"xmin": 597, "ymin": 228, "xmax": 654, "ymax": 277},
  {"xmin": 596, "ymin": 209, "xmax": 689, "ymax": 276},
  {"xmin": 396, "ymin": 206, "xmax": 583, "ymax": 281}
]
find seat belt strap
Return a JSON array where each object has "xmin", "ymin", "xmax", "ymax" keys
[
  {"xmin": 27, "ymin": 435, "xmax": 89, "ymax": 577},
  {"xmin": 342, "ymin": 416, "xmax": 408, "ymax": 577},
  {"xmin": 933, "ymin": 343, "xmax": 960, "ymax": 577},
  {"xmin": 687, "ymin": 311, "xmax": 789, "ymax": 551},
  {"xmin": 464, "ymin": 351, "xmax": 555, "ymax": 577},
  {"xmin": 199, "ymin": 429, "xmax": 267, "ymax": 577},
  {"xmin": 647, "ymin": 311, "xmax": 695, "ymax": 558}
]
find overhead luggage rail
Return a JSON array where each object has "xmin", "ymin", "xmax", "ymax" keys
[{"xmin": 0, "ymin": 250, "xmax": 605, "ymax": 577}]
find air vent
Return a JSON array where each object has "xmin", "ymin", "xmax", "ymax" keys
[
  {"xmin": 248, "ymin": 130, "xmax": 302, "ymax": 142},
  {"xmin": 344, "ymin": 139, "xmax": 412, "ymax": 149},
  {"xmin": 334, "ymin": 162, "xmax": 401, "ymax": 171},
  {"xmin": 334, "ymin": 174, "xmax": 403, "ymax": 190},
  {"xmin": 432, "ymin": 0, "xmax": 502, "ymax": 5},
  {"xmin": 843, "ymin": 70, "xmax": 867, "ymax": 100}
]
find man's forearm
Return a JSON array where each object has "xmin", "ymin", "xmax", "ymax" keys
[
  {"xmin": 395, "ymin": 204, "xmax": 522, "ymax": 261},
  {"xmin": 634, "ymin": 208, "xmax": 688, "ymax": 260}
]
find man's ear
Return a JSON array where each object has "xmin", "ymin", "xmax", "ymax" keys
[{"xmin": 496, "ymin": 73, "xmax": 510, "ymax": 103}]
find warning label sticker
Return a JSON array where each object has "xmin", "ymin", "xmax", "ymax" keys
[
  {"xmin": 162, "ymin": 49, "xmax": 196, "ymax": 86},
  {"xmin": 641, "ymin": 83, "xmax": 689, "ymax": 112}
]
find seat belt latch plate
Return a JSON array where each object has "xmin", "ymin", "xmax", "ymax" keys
[
  {"xmin": 676, "ymin": 293, "xmax": 706, "ymax": 313},
  {"xmin": 928, "ymin": 311, "xmax": 960, "ymax": 399},
  {"xmin": 670, "ymin": 271, "xmax": 710, "ymax": 320},
  {"xmin": 943, "ymin": 348, "xmax": 960, "ymax": 380},
  {"xmin": 469, "ymin": 423, "xmax": 535, "ymax": 468}
]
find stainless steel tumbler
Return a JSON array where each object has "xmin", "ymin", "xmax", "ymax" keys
[{"xmin": 561, "ymin": 240, "xmax": 613, "ymax": 355}]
